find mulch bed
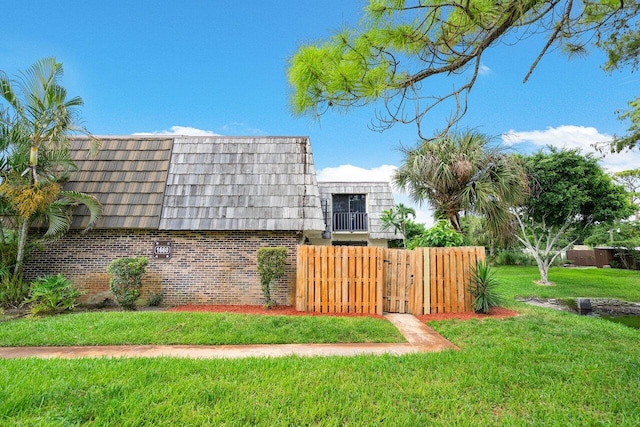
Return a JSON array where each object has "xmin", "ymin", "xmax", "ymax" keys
[{"xmin": 169, "ymin": 304, "xmax": 518, "ymax": 321}]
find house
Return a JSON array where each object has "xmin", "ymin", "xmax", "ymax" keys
[
  {"xmin": 307, "ymin": 182, "xmax": 398, "ymax": 247},
  {"xmin": 23, "ymin": 135, "xmax": 398, "ymax": 306}
]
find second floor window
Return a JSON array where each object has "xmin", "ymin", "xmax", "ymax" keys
[{"xmin": 332, "ymin": 194, "xmax": 367, "ymax": 231}]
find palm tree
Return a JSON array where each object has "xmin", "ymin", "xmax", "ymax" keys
[
  {"xmin": 381, "ymin": 203, "xmax": 416, "ymax": 248},
  {"xmin": 0, "ymin": 58, "xmax": 101, "ymax": 276},
  {"xmin": 394, "ymin": 130, "xmax": 527, "ymax": 242}
]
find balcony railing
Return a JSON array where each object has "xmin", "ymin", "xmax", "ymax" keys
[{"xmin": 333, "ymin": 212, "xmax": 368, "ymax": 232}]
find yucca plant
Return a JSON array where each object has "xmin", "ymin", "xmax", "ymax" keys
[{"xmin": 468, "ymin": 260, "xmax": 503, "ymax": 314}]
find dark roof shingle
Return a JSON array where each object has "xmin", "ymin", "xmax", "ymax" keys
[{"xmin": 66, "ymin": 137, "xmax": 173, "ymax": 229}]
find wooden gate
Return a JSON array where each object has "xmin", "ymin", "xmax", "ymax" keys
[
  {"xmin": 296, "ymin": 245, "xmax": 484, "ymax": 315},
  {"xmin": 382, "ymin": 248, "xmax": 424, "ymax": 314}
]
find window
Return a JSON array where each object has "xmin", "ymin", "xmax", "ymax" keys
[{"xmin": 332, "ymin": 194, "xmax": 368, "ymax": 231}]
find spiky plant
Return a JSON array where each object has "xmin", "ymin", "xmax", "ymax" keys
[{"xmin": 468, "ymin": 260, "xmax": 503, "ymax": 314}]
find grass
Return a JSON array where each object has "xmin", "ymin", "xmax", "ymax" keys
[
  {"xmin": 1, "ymin": 266, "xmax": 639, "ymax": 424},
  {"xmin": 602, "ymin": 315, "xmax": 640, "ymax": 329},
  {"xmin": 0, "ymin": 311, "xmax": 405, "ymax": 346},
  {"xmin": 1, "ymin": 306, "xmax": 638, "ymax": 425},
  {"xmin": 494, "ymin": 265, "xmax": 640, "ymax": 303}
]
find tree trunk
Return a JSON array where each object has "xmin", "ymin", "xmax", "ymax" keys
[
  {"xmin": 14, "ymin": 145, "xmax": 38, "ymax": 277},
  {"xmin": 13, "ymin": 218, "xmax": 30, "ymax": 277},
  {"xmin": 536, "ymin": 258, "xmax": 550, "ymax": 284},
  {"xmin": 448, "ymin": 211, "xmax": 462, "ymax": 232},
  {"xmin": 29, "ymin": 145, "xmax": 39, "ymax": 185},
  {"xmin": 401, "ymin": 222, "xmax": 407, "ymax": 248},
  {"xmin": 515, "ymin": 214, "xmax": 574, "ymax": 286}
]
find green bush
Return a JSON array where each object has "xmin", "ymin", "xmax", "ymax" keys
[
  {"xmin": 24, "ymin": 274, "xmax": 83, "ymax": 316},
  {"xmin": 107, "ymin": 257, "xmax": 148, "ymax": 310},
  {"xmin": 493, "ymin": 250, "xmax": 536, "ymax": 266},
  {"xmin": 407, "ymin": 219, "xmax": 464, "ymax": 249},
  {"xmin": 0, "ymin": 272, "xmax": 29, "ymax": 308},
  {"xmin": 147, "ymin": 291, "xmax": 164, "ymax": 307},
  {"xmin": 468, "ymin": 260, "xmax": 503, "ymax": 314},
  {"xmin": 257, "ymin": 247, "xmax": 288, "ymax": 309}
]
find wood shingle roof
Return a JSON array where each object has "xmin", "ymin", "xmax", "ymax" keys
[{"xmin": 66, "ymin": 135, "xmax": 325, "ymax": 232}]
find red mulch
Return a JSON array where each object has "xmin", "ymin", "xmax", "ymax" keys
[{"xmin": 169, "ymin": 304, "xmax": 518, "ymax": 321}]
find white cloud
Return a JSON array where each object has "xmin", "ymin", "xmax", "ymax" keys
[
  {"xmin": 479, "ymin": 64, "xmax": 492, "ymax": 75},
  {"xmin": 133, "ymin": 123, "xmax": 268, "ymax": 136},
  {"xmin": 316, "ymin": 164, "xmax": 397, "ymax": 182},
  {"xmin": 596, "ymin": 150, "xmax": 640, "ymax": 173},
  {"xmin": 133, "ymin": 125, "xmax": 220, "ymax": 136},
  {"xmin": 393, "ymin": 194, "xmax": 435, "ymax": 227},
  {"xmin": 219, "ymin": 122, "xmax": 266, "ymax": 136},
  {"xmin": 502, "ymin": 125, "xmax": 610, "ymax": 151},
  {"xmin": 502, "ymin": 125, "xmax": 640, "ymax": 172},
  {"xmin": 316, "ymin": 164, "xmax": 435, "ymax": 227}
]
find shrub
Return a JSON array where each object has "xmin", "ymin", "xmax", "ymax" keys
[
  {"xmin": 107, "ymin": 257, "xmax": 148, "ymax": 310},
  {"xmin": 257, "ymin": 247, "xmax": 288, "ymax": 309},
  {"xmin": 24, "ymin": 274, "xmax": 83, "ymax": 316},
  {"xmin": 147, "ymin": 291, "xmax": 164, "ymax": 307},
  {"xmin": 494, "ymin": 250, "xmax": 536, "ymax": 266},
  {"xmin": 407, "ymin": 219, "xmax": 464, "ymax": 249},
  {"xmin": 468, "ymin": 260, "xmax": 503, "ymax": 314},
  {"xmin": 0, "ymin": 272, "xmax": 29, "ymax": 308}
]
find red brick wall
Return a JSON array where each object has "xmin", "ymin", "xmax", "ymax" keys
[{"xmin": 23, "ymin": 229, "xmax": 300, "ymax": 306}]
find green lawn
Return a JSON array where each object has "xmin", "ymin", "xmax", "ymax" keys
[
  {"xmin": 0, "ymin": 311, "xmax": 404, "ymax": 346},
  {"xmin": 1, "ymin": 266, "xmax": 639, "ymax": 425},
  {"xmin": 1, "ymin": 306, "xmax": 638, "ymax": 425},
  {"xmin": 495, "ymin": 265, "xmax": 640, "ymax": 303}
]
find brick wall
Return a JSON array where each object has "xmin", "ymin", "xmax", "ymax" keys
[{"xmin": 23, "ymin": 229, "xmax": 300, "ymax": 306}]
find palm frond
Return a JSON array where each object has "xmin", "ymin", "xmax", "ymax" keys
[
  {"xmin": 39, "ymin": 200, "xmax": 73, "ymax": 241},
  {"xmin": 57, "ymin": 190, "xmax": 102, "ymax": 230},
  {"xmin": 38, "ymin": 147, "xmax": 77, "ymax": 183},
  {"xmin": 0, "ymin": 71, "xmax": 22, "ymax": 112},
  {"xmin": 37, "ymin": 190, "xmax": 102, "ymax": 242}
]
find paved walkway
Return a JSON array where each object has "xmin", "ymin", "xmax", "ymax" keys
[{"xmin": 0, "ymin": 314, "xmax": 457, "ymax": 360}]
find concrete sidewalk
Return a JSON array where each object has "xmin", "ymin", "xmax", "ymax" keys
[{"xmin": 0, "ymin": 314, "xmax": 457, "ymax": 360}]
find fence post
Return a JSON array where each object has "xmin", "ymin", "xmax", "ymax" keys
[
  {"xmin": 296, "ymin": 246, "xmax": 306, "ymax": 311},
  {"xmin": 423, "ymin": 248, "xmax": 430, "ymax": 314},
  {"xmin": 376, "ymin": 247, "xmax": 384, "ymax": 315}
]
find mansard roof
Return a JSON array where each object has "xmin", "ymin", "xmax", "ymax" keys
[{"xmin": 66, "ymin": 135, "xmax": 325, "ymax": 232}]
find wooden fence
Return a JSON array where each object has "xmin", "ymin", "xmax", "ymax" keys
[{"xmin": 296, "ymin": 245, "xmax": 485, "ymax": 315}]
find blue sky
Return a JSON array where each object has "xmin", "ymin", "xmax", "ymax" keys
[{"xmin": 2, "ymin": 1, "xmax": 638, "ymax": 224}]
